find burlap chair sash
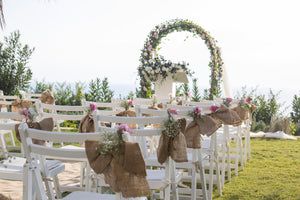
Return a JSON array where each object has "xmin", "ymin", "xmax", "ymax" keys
[
  {"xmin": 15, "ymin": 118, "xmax": 54, "ymax": 145},
  {"xmin": 116, "ymin": 110, "xmax": 137, "ymax": 129},
  {"xmin": 11, "ymin": 100, "xmax": 31, "ymax": 112},
  {"xmin": 79, "ymin": 114, "xmax": 95, "ymax": 133},
  {"xmin": 157, "ymin": 118, "xmax": 188, "ymax": 164},
  {"xmin": 231, "ymin": 106, "xmax": 249, "ymax": 121},
  {"xmin": 40, "ymin": 91, "xmax": 55, "ymax": 104},
  {"xmin": 85, "ymin": 141, "xmax": 151, "ymax": 198},
  {"xmin": 184, "ymin": 115, "xmax": 222, "ymax": 148},
  {"xmin": 209, "ymin": 104, "xmax": 242, "ymax": 126}
]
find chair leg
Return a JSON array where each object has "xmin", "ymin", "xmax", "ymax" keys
[
  {"xmin": 170, "ymin": 159, "xmax": 178, "ymax": 200},
  {"xmin": 198, "ymin": 149, "xmax": 208, "ymax": 200},
  {"xmin": 23, "ymin": 163, "xmax": 33, "ymax": 200},
  {"xmin": 53, "ymin": 175, "xmax": 62, "ymax": 199}
]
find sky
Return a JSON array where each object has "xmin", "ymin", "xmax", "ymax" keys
[{"xmin": 2, "ymin": 0, "xmax": 300, "ymax": 97}]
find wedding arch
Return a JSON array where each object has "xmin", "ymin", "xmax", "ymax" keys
[{"xmin": 137, "ymin": 19, "xmax": 224, "ymax": 100}]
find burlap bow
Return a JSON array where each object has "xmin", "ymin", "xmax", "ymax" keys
[
  {"xmin": 11, "ymin": 99, "xmax": 31, "ymax": 112},
  {"xmin": 157, "ymin": 118, "xmax": 188, "ymax": 164},
  {"xmin": 209, "ymin": 104, "xmax": 242, "ymax": 126},
  {"xmin": 15, "ymin": 118, "xmax": 54, "ymax": 145},
  {"xmin": 40, "ymin": 91, "xmax": 55, "ymax": 104},
  {"xmin": 79, "ymin": 114, "xmax": 95, "ymax": 133},
  {"xmin": 231, "ymin": 106, "xmax": 249, "ymax": 121},
  {"xmin": 85, "ymin": 141, "xmax": 151, "ymax": 198},
  {"xmin": 184, "ymin": 115, "xmax": 222, "ymax": 148},
  {"xmin": 116, "ymin": 110, "xmax": 137, "ymax": 129}
]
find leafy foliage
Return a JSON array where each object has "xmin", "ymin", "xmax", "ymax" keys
[
  {"xmin": 191, "ymin": 78, "xmax": 201, "ymax": 102},
  {"xmin": 0, "ymin": 30, "xmax": 35, "ymax": 95},
  {"xmin": 30, "ymin": 80, "xmax": 53, "ymax": 94},
  {"xmin": 85, "ymin": 77, "xmax": 114, "ymax": 103},
  {"xmin": 291, "ymin": 94, "xmax": 300, "ymax": 123}
]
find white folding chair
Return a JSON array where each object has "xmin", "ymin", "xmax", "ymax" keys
[
  {"xmin": 0, "ymin": 111, "xmax": 24, "ymax": 158},
  {"xmin": 93, "ymin": 111, "xmax": 183, "ymax": 200},
  {"xmin": 18, "ymin": 123, "xmax": 119, "ymax": 200}
]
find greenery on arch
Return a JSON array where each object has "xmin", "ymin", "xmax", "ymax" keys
[{"xmin": 137, "ymin": 19, "xmax": 224, "ymax": 99}]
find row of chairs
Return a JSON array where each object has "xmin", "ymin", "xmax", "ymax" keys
[{"xmin": 0, "ymin": 96, "xmax": 251, "ymax": 199}]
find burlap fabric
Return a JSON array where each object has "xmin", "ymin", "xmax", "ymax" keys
[
  {"xmin": 116, "ymin": 110, "xmax": 137, "ymax": 129},
  {"xmin": 231, "ymin": 106, "xmax": 249, "ymax": 121},
  {"xmin": 15, "ymin": 118, "xmax": 54, "ymax": 145},
  {"xmin": 11, "ymin": 100, "xmax": 31, "ymax": 112},
  {"xmin": 157, "ymin": 103, "xmax": 163, "ymax": 109},
  {"xmin": 85, "ymin": 141, "xmax": 151, "ymax": 198},
  {"xmin": 157, "ymin": 118, "xmax": 188, "ymax": 164},
  {"xmin": 177, "ymin": 100, "xmax": 183, "ymax": 105},
  {"xmin": 249, "ymin": 104, "xmax": 257, "ymax": 123},
  {"xmin": 40, "ymin": 91, "xmax": 55, "ymax": 104},
  {"xmin": 184, "ymin": 115, "xmax": 222, "ymax": 148},
  {"xmin": 209, "ymin": 104, "xmax": 242, "ymax": 126},
  {"xmin": 79, "ymin": 114, "xmax": 95, "ymax": 133}
]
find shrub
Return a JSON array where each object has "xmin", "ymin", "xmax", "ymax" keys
[
  {"xmin": 30, "ymin": 80, "xmax": 53, "ymax": 94},
  {"xmin": 86, "ymin": 77, "xmax": 114, "ymax": 102},
  {"xmin": 291, "ymin": 94, "xmax": 300, "ymax": 123},
  {"xmin": 191, "ymin": 78, "xmax": 200, "ymax": 102},
  {"xmin": 294, "ymin": 123, "xmax": 300, "ymax": 136},
  {"xmin": 269, "ymin": 117, "xmax": 291, "ymax": 134},
  {"xmin": 252, "ymin": 119, "xmax": 269, "ymax": 132}
]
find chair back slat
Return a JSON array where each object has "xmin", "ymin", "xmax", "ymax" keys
[
  {"xmin": 30, "ymin": 144, "xmax": 87, "ymax": 160},
  {"xmin": 0, "ymin": 112, "xmax": 25, "ymax": 119},
  {"xmin": 38, "ymin": 102, "xmax": 88, "ymax": 112},
  {"xmin": 26, "ymin": 128, "xmax": 106, "ymax": 143},
  {"xmin": 41, "ymin": 112, "xmax": 84, "ymax": 121}
]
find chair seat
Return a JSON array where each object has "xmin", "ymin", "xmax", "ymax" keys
[
  {"xmin": 0, "ymin": 157, "xmax": 65, "ymax": 181},
  {"xmin": 63, "ymin": 191, "xmax": 116, "ymax": 200},
  {"xmin": 146, "ymin": 169, "xmax": 183, "ymax": 190}
]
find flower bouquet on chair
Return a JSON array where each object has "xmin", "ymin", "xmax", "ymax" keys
[
  {"xmin": 157, "ymin": 109, "xmax": 188, "ymax": 164},
  {"xmin": 85, "ymin": 124, "xmax": 151, "ymax": 198},
  {"xmin": 15, "ymin": 107, "xmax": 53, "ymax": 145}
]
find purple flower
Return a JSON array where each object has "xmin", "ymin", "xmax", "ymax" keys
[
  {"xmin": 118, "ymin": 124, "xmax": 132, "ymax": 134},
  {"xmin": 168, "ymin": 109, "xmax": 178, "ymax": 115},
  {"xmin": 246, "ymin": 97, "xmax": 252, "ymax": 104},
  {"xmin": 90, "ymin": 103, "xmax": 97, "ymax": 111},
  {"xmin": 127, "ymin": 100, "xmax": 133, "ymax": 106},
  {"xmin": 195, "ymin": 106, "xmax": 201, "ymax": 116},
  {"xmin": 210, "ymin": 105, "xmax": 219, "ymax": 113},
  {"xmin": 23, "ymin": 108, "xmax": 29, "ymax": 122},
  {"xmin": 226, "ymin": 98, "xmax": 233, "ymax": 103}
]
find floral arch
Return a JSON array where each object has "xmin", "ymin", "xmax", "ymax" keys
[{"xmin": 137, "ymin": 19, "xmax": 224, "ymax": 100}]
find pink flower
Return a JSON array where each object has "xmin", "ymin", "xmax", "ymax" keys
[
  {"xmin": 226, "ymin": 98, "xmax": 233, "ymax": 103},
  {"xmin": 206, "ymin": 41, "xmax": 210, "ymax": 46},
  {"xmin": 169, "ymin": 93, "xmax": 172, "ymax": 97},
  {"xmin": 241, "ymin": 98, "xmax": 245, "ymax": 102},
  {"xmin": 210, "ymin": 105, "xmax": 219, "ymax": 113},
  {"xmin": 23, "ymin": 108, "xmax": 29, "ymax": 122},
  {"xmin": 46, "ymin": 89, "xmax": 50, "ymax": 93},
  {"xmin": 246, "ymin": 97, "xmax": 252, "ymax": 104},
  {"xmin": 90, "ymin": 103, "xmax": 97, "ymax": 111},
  {"xmin": 154, "ymin": 33, "xmax": 159, "ymax": 39},
  {"xmin": 143, "ymin": 86, "xmax": 147, "ymax": 92},
  {"xmin": 168, "ymin": 109, "xmax": 178, "ymax": 115},
  {"xmin": 147, "ymin": 45, "xmax": 152, "ymax": 52},
  {"xmin": 118, "ymin": 124, "xmax": 132, "ymax": 134},
  {"xmin": 186, "ymin": 92, "xmax": 190, "ymax": 97},
  {"xmin": 195, "ymin": 106, "xmax": 201, "ymax": 115},
  {"xmin": 127, "ymin": 100, "xmax": 133, "ymax": 106},
  {"xmin": 177, "ymin": 97, "xmax": 181, "ymax": 102},
  {"xmin": 201, "ymin": 33, "xmax": 206, "ymax": 39},
  {"xmin": 153, "ymin": 94, "xmax": 157, "ymax": 99}
]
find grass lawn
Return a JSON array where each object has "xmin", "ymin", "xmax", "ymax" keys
[{"xmin": 213, "ymin": 138, "xmax": 300, "ymax": 200}]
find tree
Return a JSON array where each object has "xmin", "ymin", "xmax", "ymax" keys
[
  {"xmin": 291, "ymin": 95, "xmax": 300, "ymax": 123},
  {"xmin": 191, "ymin": 78, "xmax": 201, "ymax": 102},
  {"xmin": 0, "ymin": 30, "xmax": 35, "ymax": 95},
  {"xmin": 86, "ymin": 77, "xmax": 114, "ymax": 102}
]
